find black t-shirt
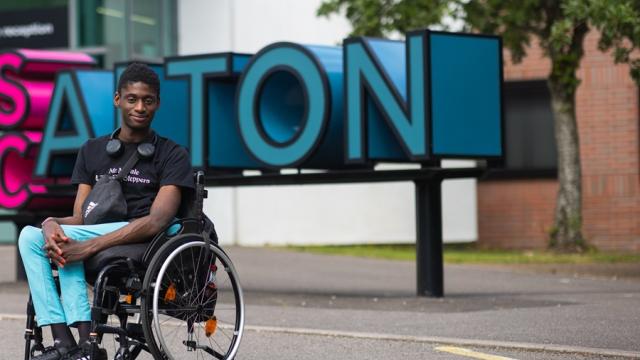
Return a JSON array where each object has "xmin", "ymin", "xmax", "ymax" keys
[{"xmin": 71, "ymin": 133, "xmax": 194, "ymax": 220}]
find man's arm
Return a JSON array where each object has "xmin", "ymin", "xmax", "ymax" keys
[
  {"xmin": 58, "ymin": 185, "xmax": 182, "ymax": 265},
  {"xmin": 43, "ymin": 184, "xmax": 92, "ymax": 265}
]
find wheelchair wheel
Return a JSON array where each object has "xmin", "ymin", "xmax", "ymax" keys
[{"xmin": 141, "ymin": 234, "xmax": 244, "ymax": 359}]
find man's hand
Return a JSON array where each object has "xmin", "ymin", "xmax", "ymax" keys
[
  {"xmin": 42, "ymin": 221, "xmax": 70, "ymax": 267},
  {"xmin": 58, "ymin": 239, "xmax": 95, "ymax": 266}
]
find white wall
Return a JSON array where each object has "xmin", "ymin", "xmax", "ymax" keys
[
  {"xmin": 178, "ymin": 0, "xmax": 351, "ymax": 54},
  {"xmin": 178, "ymin": 0, "xmax": 233, "ymax": 54},
  {"xmin": 178, "ymin": 0, "xmax": 478, "ymax": 246}
]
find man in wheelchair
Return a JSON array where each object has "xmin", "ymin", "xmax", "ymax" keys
[{"xmin": 18, "ymin": 63, "xmax": 194, "ymax": 360}]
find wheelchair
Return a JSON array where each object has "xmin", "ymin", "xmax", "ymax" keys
[{"xmin": 24, "ymin": 171, "xmax": 245, "ymax": 360}]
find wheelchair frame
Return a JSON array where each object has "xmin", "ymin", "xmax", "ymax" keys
[{"xmin": 23, "ymin": 171, "xmax": 245, "ymax": 360}]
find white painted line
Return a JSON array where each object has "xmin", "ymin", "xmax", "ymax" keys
[
  {"xmin": 4, "ymin": 313, "xmax": 639, "ymax": 359},
  {"xmin": 243, "ymin": 324, "xmax": 640, "ymax": 359},
  {"xmin": 0, "ymin": 313, "xmax": 26, "ymax": 321},
  {"xmin": 435, "ymin": 346, "xmax": 518, "ymax": 360}
]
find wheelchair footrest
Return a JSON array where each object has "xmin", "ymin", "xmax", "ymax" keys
[{"xmin": 126, "ymin": 323, "xmax": 144, "ymax": 340}]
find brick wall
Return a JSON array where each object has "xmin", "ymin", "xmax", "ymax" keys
[
  {"xmin": 478, "ymin": 180, "xmax": 557, "ymax": 249},
  {"xmin": 478, "ymin": 31, "xmax": 640, "ymax": 252}
]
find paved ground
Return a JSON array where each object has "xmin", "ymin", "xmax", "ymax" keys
[
  {"xmin": 1, "ymin": 245, "xmax": 639, "ymax": 359},
  {"xmin": 485, "ymin": 262, "xmax": 640, "ymax": 281}
]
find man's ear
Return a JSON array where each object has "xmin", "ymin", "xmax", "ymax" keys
[{"xmin": 113, "ymin": 91, "xmax": 120, "ymax": 107}]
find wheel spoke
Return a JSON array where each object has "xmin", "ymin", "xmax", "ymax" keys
[
  {"xmin": 146, "ymin": 240, "xmax": 243, "ymax": 360},
  {"xmin": 189, "ymin": 247, "xmax": 199, "ymax": 306}
]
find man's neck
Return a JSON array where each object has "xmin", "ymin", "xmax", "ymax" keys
[{"xmin": 119, "ymin": 127, "xmax": 151, "ymax": 143}]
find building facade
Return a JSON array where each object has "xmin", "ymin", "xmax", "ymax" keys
[{"xmin": 479, "ymin": 31, "xmax": 640, "ymax": 252}]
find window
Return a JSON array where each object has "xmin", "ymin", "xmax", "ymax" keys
[
  {"xmin": 499, "ymin": 80, "xmax": 557, "ymax": 177},
  {"xmin": 77, "ymin": 0, "xmax": 176, "ymax": 68}
]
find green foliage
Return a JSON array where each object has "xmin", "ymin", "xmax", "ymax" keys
[
  {"xmin": 288, "ymin": 244, "xmax": 640, "ymax": 264},
  {"xmin": 318, "ymin": 0, "xmax": 640, "ymax": 86},
  {"xmin": 317, "ymin": 0, "xmax": 452, "ymax": 37},
  {"xmin": 587, "ymin": 0, "xmax": 640, "ymax": 83},
  {"xmin": 463, "ymin": 0, "xmax": 555, "ymax": 63},
  {"xmin": 450, "ymin": 1, "xmax": 590, "ymax": 94}
]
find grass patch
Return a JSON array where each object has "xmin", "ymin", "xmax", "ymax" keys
[{"xmin": 287, "ymin": 244, "xmax": 640, "ymax": 264}]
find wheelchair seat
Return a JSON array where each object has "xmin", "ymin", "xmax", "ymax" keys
[
  {"xmin": 84, "ymin": 243, "xmax": 147, "ymax": 284},
  {"xmin": 84, "ymin": 170, "xmax": 215, "ymax": 283}
]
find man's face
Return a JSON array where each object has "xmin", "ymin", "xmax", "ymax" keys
[{"xmin": 114, "ymin": 81, "xmax": 159, "ymax": 131}]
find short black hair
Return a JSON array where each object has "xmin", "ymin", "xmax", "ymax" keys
[{"xmin": 117, "ymin": 62, "xmax": 160, "ymax": 97}]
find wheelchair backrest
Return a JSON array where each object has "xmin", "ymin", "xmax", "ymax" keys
[
  {"xmin": 141, "ymin": 171, "xmax": 217, "ymax": 265},
  {"xmin": 177, "ymin": 170, "xmax": 207, "ymax": 220}
]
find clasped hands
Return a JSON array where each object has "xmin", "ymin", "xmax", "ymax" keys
[{"xmin": 42, "ymin": 222, "xmax": 93, "ymax": 267}]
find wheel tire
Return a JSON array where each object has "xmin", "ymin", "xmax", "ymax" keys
[{"xmin": 141, "ymin": 234, "xmax": 244, "ymax": 359}]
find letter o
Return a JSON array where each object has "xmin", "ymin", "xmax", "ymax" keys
[{"xmin": 237, "ymin": 43, "xmax": 329, "ymax": 167}]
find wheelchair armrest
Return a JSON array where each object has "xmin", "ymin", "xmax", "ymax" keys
[
  {"xmin": 141, "ymin": 215, "xmax": 218, "ymax": 266},
  {"xmin": 84, "ymin": 243, "xmax": 149, "ymax": 284}
]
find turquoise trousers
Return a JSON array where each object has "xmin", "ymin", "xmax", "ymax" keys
[{"xmin": 18, "ymin": 222, "xmax": 129, "ymax": 326}]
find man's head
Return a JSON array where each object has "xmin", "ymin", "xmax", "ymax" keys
[{"xmin": 114, "ymin": 62, "xmax": 161, "ymax": 133}]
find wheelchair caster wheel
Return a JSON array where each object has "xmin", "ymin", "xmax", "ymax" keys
[
  {"xmin": 30, "ymin": 344, "xmax": 45, "ymax": 357},
  {"xmin": 115, "ymin": 348, "xmax": 130, "ymax": 360}
]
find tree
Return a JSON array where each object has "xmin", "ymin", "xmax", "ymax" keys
[{"xmin": 318, "ymin": 0, "xmax": 640, "ymax": 251}]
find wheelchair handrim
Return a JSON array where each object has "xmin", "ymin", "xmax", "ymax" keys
[{"xmin": 152, "ymin": 241, "xmax": 245, "ymax": 360}]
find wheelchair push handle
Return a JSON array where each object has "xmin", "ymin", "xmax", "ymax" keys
[{"xmin": 193, "ymin": 170, "xmax": 207, "ymax": 220}]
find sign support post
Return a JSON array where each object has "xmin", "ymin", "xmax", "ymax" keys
[{"xmin": 415, "ymin": 178, "xmax": 444, "ymax": 297}]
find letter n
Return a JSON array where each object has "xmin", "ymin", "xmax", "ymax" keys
[{"xmin": 344, "ymin": 32, "xmax": 428, "ymax": 163}]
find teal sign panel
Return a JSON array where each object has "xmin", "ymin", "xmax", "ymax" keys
[{"xmin": 430, "ymin": 33, "xmax": 502, "ymax": 157}]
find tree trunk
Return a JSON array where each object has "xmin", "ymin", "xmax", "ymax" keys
[
  {"xmin": 548, "ymin": 80, "xmax": 585, "ymax": 251},
  {"xmin": 545, "ymin": 21, "xmax": 589, "ymax": 252}
]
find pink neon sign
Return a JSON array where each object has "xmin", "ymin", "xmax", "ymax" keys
[{"xmin": 0, "ymin": 49, "xmax": 94, "ymax": 209}]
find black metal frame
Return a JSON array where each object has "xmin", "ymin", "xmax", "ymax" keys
[
  {"xmin": 23, "ymin": 226, "xmax": 198, "ymax": 360},
  {"xmin": 206, "ymin": 166, "xmax": 484, "ymax": 297},
  {"xmin": 88, "ymin": 259, "xmax": 149, "ymax": 359}
]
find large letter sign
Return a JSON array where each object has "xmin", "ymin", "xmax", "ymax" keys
[
  {"xmin": 0, "ymin": 49, "xmax": 94, "ymax": 209},
  {"xmin": 0, "ymin": 132, "xmax": 46, "ymax": 208},
  {"xmin": 0, "ymin": 30, "xmax": 503, "ymax": 210},
  {"xmin": 203, "ymin": 54, "xmax": 257, "ymax": 169},
  {"xmin": 0, "ymin": 52, "xmax": 29, "ymax": 129},
  {"xmin": 35, "ymin": 70, "xmax": 115, "ymax": 177},
  {"xmin": 345, "ymin": 33, "xmax": 428, "ymax": 162},
  {"xmin": 165, "ymin": 54, "xmax": 231, "ymax": 168},
  {"xmin": 0, "ymin": 50, "xmax": 93, "ymax": 129},
  {"xmin": 237, "ymin": 43, "xmax": 344, "ymax": 168},
  {"xmin": 345, "ymin": 31, "xmax": 503, "ymax": 162}
]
